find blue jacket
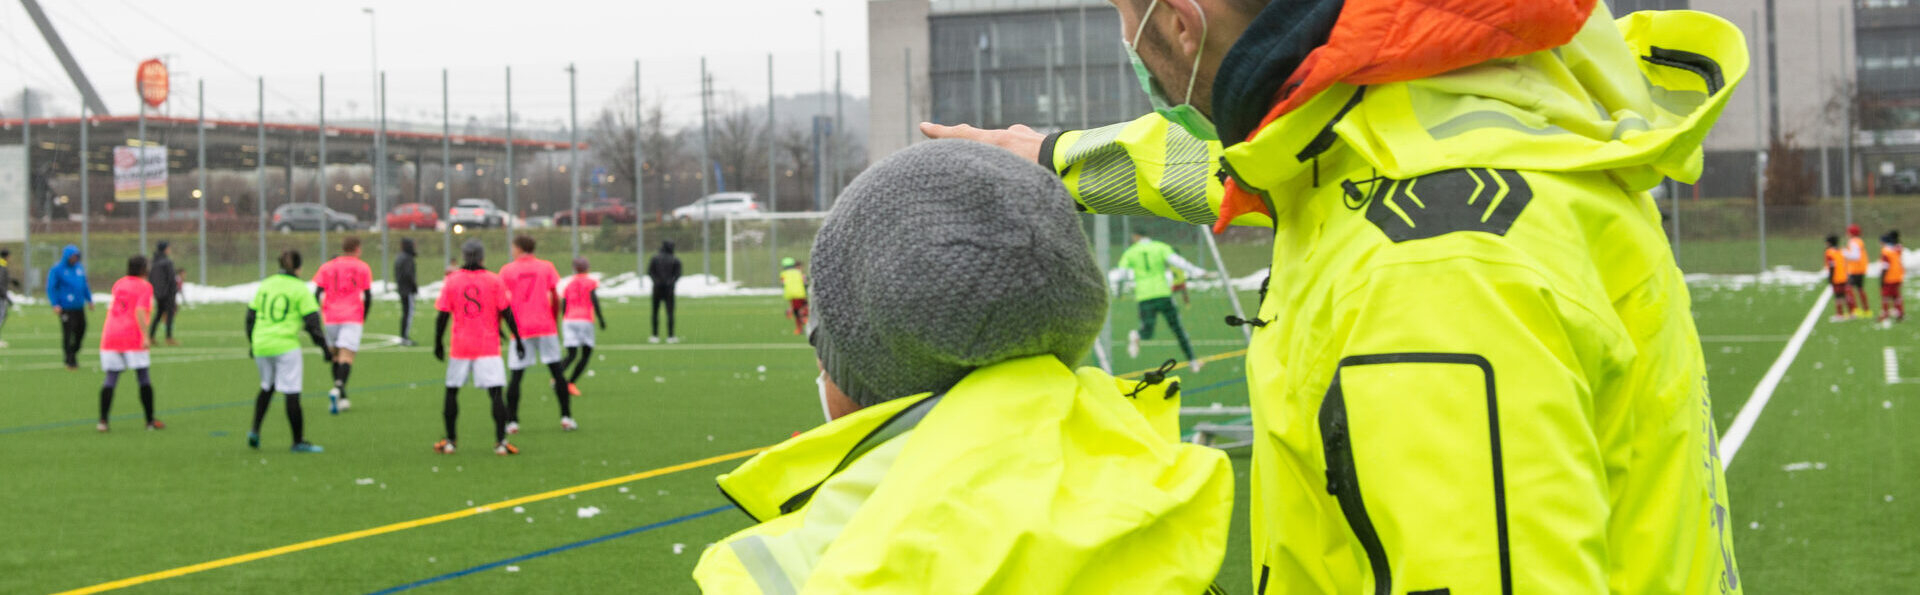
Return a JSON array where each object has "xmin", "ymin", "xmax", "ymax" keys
[{"xmin": 45, "ymin": 245, "xmax": 91, "ymax": 310}]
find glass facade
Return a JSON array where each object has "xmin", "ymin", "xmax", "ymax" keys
[{"xmin": 927, "ymin": 5, "xmax": 1149, "ymax": 131}]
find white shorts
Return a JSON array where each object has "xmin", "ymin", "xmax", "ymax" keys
[
  {"xmin": 101, "ymin": 350, "xmax": 151, "ymax": 371},
  {"xmin": 256, "ymin": 351, "xmax": 304, "ymax": 393},
  {"xmin": 325, "ymin": 323, "xmax": 364, "ymax": 352},
  {"xmin": 563, "ymin": 320, "xmax": 597, "ymax": 348},
  {"xmin": 447, "ymin": 357, "xmax": 507, "ymax": 388},
  {"xmin": 508, "ymin": 334, "xmax": 564, "ymax": 369}
]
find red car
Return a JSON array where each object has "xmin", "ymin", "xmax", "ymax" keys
[
  {"xmin": 386, "ymin": 203, "xmax": 440, "ymax": 230},
  {"xmin": 555, "ymin": 199, "xmax": 637, "ymax": 225}
]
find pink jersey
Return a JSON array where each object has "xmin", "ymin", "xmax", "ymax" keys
[
  {"xmin": 314, "ymin": 256, "xmax": 373, "ymax": 324},
  {"xmin": 563, "ymin": 274, "xmax": 599, "ymax": 322},
  {"xmin": 500, "ymin": 256, "xmax": 561, "ymax": 337},
  {"xmin": 101, "ymin": 276, "xmax": 153, "ymax": 352},
  {"xmin": 436, "ymin": 268, "xmax": 510, "ymax": 359}
]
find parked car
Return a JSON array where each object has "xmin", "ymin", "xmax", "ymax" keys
[
  {"xmin": 386, "ymin": 202, "xmax": 440, "ymax": 230},
  {"xmin": 671, "ymin": 192, "xmax": 761, "ymax": 222},
  {"xmin": 555, "ymin": 198, "xmax": 637, "ymax": 226},
  {"xmin": 447, "ymin": 198, "xmax": 508, "ymax": 229},
  {"xmin": 272, "ymin": 203, "xmax": 358, "ymax": 232}
]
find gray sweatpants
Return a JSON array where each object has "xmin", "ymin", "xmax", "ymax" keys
[{"xmin": 0, "ymin": 299, "xmax": 10, "ymax": 339}]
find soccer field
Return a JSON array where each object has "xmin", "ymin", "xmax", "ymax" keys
[{"xmin": 1, "ymin": 277, "xmax": 1912, "ymax": 593}]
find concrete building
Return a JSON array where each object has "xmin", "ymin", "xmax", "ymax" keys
[{"xmin": 869, "ymin": 0, "xmax": 1909, "ymax": 196}]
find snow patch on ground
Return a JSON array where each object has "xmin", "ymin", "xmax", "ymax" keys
[{"xmin": 576, "ymin": 506, "xmax": 602, "ymax": 519}]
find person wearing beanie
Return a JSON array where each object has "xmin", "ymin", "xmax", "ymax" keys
[
  {"xmin": 647, "ymin": 240, "xmax": 681, "ymax": 343},
  {"xmin": 244, "ymin": 250, "xmax": 332, "ymax": 453},
  {"xmin": 694, "ymin": 140, "xmax": 1233, "ymax": 593},
  {"xmin": 146, "ymin": 241, "xmax": 181, "ymax": 346},
  {"xmin": 98, "ymin": 255, "xmax": 162, "ymax": 432},
  {"xmin": 394, "ymin": 237, "xmax": 420, "ymax": 346},
  {"xmin": 1847, "ymin": 223, "xmax": 1871, "ymax": 318},
  {"xmin": 559, "ymin": 256, "xmax": 606, "ymax": 393},
  {"xmin": 433, "ymin": 240, "xmax": 526, "ymax": 456},
  {"xmin": 777, "ymin": 257, "xmax": 807, "ymax": 335},
  {"xmin": 1881, "ymin": 230, "xmax": 1905, "ymax": 324}
]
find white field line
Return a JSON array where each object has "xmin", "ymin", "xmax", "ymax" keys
[
  {"xmin": 1887, "ymin": 347, "xmax": 1903, "ymax": 386},
  {"xmin": 1720, "ymin": 290, "xmax": 1832, "ymax": 468}
]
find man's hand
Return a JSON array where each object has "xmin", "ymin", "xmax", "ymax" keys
[
  {"xmin": 52, "ymin": 305, "xmax": 62, "ymax": 315},
  {"xmin": 918, "ymin": 122, "xmax": 1046, "ymax": 164},
  {"xmin": 433, "ymin": 343, "xmax": 446, "ymax": 362},
  {"xmin": 323, "ymin": 347, "xmax": 338, "ymax": 362},
  {"xmin": 515, "ymin": 341, "xmax": 527, "ymax": 361}
]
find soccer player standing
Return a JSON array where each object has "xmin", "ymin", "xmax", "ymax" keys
[
  {"xmin": 1828, "ymin": 235, "xmax": 1854, "ymax": 322},
  {"xmin": 499, "ymin": 235, "xmax": 572, "ymax": 433},
  {"xmin": 647, "ymin": 240, "xmax": 681, "ymax": 343},
  {"xmin": 313, "ymin": 237, "xmax": 372, "ymax": 414},
  {"xmin": 246, "ymin": 250, "xmax": 332, "ymax": 453},
  {"xmin": 0, "ymin": 248, "xmax": 18, "ymax": 348},
  {"xmin": 779, "ymin": 258, "xmax": 807, "ymax": 336},
  {"xmin": 1116, "ymin": 232, "xmax": 1209, "ymax": 372},
  {"xmin": 1847, "ymin": 224, "xmax": 1871, "ymax": 318},
  {"xmin": 560, "ymin": 257, "xmax": 605, "ymax": 393},
  {"xmin": 98, "ymin": 255, "xmax": 162, "ymax": 432},
  {"xmin": 1882, "ymin": 231, "xmax": 1905, "ymax": 324},
  {"xmin": 434, "ymin": 240, "xmax": 525, "ymax": 455},
  {"xmin": 146, "ymin": 241, "xmax": 181, "ymax": 346}
]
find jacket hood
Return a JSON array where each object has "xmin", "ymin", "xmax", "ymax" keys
[
  {"xmin": 400, "ymin": 238, "xmax": 416, "ymax": 255},
  {"xmin": 60, "ymin": 245, "xmax": 79, "ymax": 263},
  {"xmin": 1216, "ymin": 5, "xmax": 1743, "ymax": 230},
  {"xmin": 660, "ymin": 240, "xmax": 675, "ymax": 254},
  {"xmin": 702, "ymin": 356, "xmax": 1229, "ymax": 592}
]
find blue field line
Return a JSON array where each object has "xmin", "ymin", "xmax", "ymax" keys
[
  {"xmin": 365, "ymin": 505, "xmax": 733, "ymax": 594},
  {"xmin": 1183, "ymin": 376, "xmax": 1248, "ymax": 396},
  {"xmin": 0, "ymin": 377, "xmax": 444, "ymax": 435}
]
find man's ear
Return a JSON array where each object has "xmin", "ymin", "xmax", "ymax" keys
[{"xmin": 1164, "ymin": 0, "xmax": 1208, "ymax": 58}]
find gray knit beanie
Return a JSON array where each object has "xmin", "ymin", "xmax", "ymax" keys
[{"xmin": 810, "ymin": 139, "xmax": 1108, "ymax": 407}]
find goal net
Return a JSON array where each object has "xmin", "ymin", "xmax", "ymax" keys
[{"xmin": 723, "ymin": 211, "xmax": 831, "ymax": 288}]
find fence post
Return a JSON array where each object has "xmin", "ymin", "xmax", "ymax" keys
[
  {"xmin": 257, "ymin": 77, "xmax": 266, "ymax": 279},
  {"xmin": 197, "ymin": 79, "xmax": 208, "ymax": 287},
  {"xmin": 319, "ymin": 73, "xmax": 329, "ymax": 260},
  {"xmin": 636, "ymin": 60, "xmax": 646, "ymax": 278}
]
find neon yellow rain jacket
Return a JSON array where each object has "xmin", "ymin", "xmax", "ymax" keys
[
  {"xmin": 693, "ymin": 356, "xmax": 1233, "ymax": 593},
  {"xmin": 1043, "ymin": 7, "xmax": 1744, "ymax": 595}
]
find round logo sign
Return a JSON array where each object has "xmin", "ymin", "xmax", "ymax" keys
[{"xmin": 136, "ymin": 59, "xmax": 168, "ymax": 108}]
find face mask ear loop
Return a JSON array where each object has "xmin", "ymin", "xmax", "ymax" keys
[
  {"xmin": 1181, "ymin": 0, "xmax": 1209, "ymax": 105},
  {"xmin": 1129, "ymin": 0, "xmax": 1159, "ymax": 51}
]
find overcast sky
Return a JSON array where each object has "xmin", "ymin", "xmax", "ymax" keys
[{"xmin": 0, "ymin": 0, "xmax": 872, "ymax": 128}]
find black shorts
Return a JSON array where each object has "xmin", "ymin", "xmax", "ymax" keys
[{"xmin": 1850, "ymin": 274, "xmax": 1867, "ymax": 289}]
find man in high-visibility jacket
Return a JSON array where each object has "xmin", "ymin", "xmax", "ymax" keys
[
  {"xmin": 694, "ymin": 140, "xmax": 1233, "ymax": 593},
  {"xmin": 779, "ymin": 257, "xmax": 808, "ymax": 336},
  {"xmin": 926, "ymin": 0, "xmax": 1744, "ymax": 592},
  {"xmin": 1881, "ymin": 230, "xmax": 1905, "ymax": 324}
]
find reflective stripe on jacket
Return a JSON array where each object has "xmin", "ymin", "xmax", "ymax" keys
[
  {"xmin": 694, "ymin": 356, "xmax": 1232, "ymax": 593},
  {"xmin": 1044, "ymin": 7, "xmax": 1745, "ymax": 594}
]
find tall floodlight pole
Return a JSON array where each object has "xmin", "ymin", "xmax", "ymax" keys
[
  {"xmin": 645, "ymin": 60, "xmax": 652, "ymax": 274},
  {"xmin": 80, "ymin": 103, "xmax": 89, "ymax": 272},
  {"xmin": 768, "ymin": 53, "xmax": 779, "ymax": 281},
  {"xmin": 833, "ymin": 51, "xmax": 843, "ymax": 199},
  {"xmin": 506, "ymin": 65, "xmax": 517, "ymax": 255},
  {"xmin": 1079, "ymin": 5, "xmax": 1089, "ymax": 129},
  {"xmin": 257, "ymin": 77, "xmax": 267, "ymax": 278},
  {"xmin": 138, "ymin": 95, "xmax": 148, "ymax": 250},
  {"xmin": 379, "ymin": 71, "xmax": 390, "ymax": 285},
  {"xmin": 699, "ymin": 58, "xmax": 713, "ymax": 278},
  {"xmin": 319, "ymin": 74, "xmax": 330, "ymax": 260},
  {"xmin": 568, "ymin": 63, "xmax": 581, "ymax": 260},
  {"xmin": 1752, "ymin": 17, "xmax": 1767, "ymax": 273},
  {"xmin": 1840, "ymin": 4, "xmax": 1854, "ymax": 225},
  {"xmin": 363, "ymin": 8, "xmax": 378, "ymax": 117},
  {"xmin": 197, "ymin": 79, "xmax": 208, "ymax": 286},
  {"xmin": 20, "ymin": 91, "xmax": 32, "ymax": 285},
  {"xmin": 441, "ymin": 69, "xmax": 452, "ymax": 260},
  {"xmin": 904, "ymin": 47, "xmax": 913, "ymax": 146}
]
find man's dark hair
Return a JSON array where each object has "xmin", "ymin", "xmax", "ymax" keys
[
  {"xmin": 127, "ymin": 255, "xmax": 148, "ymax": 278},
  {"xmin": 342, "ymin": 237, "xmax": 361, "ymax": 253},
  {"xmin": 0, "ymin": 248, "xmax": 9, "ymax": 258},
  {"xmin": 1827, "ymin": 235, "xmax": 1840, "ymax": 247},
  {"xmin": 279, "ymin": 250, "xmax": 303, "ymax": 273},
  {"xmin": 514, "ymin": 235, "xmax": 537, "ymax": 254}
]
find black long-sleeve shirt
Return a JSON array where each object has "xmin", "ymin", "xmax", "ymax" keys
[
  {"xmin": 393, "ymin": 252, "xmax": 418, "ymax": 295},
  {"xmin": 648, "ymin": 252, "xmax": 682, "ymax": 289}
]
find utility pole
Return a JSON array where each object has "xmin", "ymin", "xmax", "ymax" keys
[
  {"xmin": 568, "ymin": 63, "xmax": 581, "ymax": 260},
  {"xmin": 699, "ymin": 58, "xmax": 714, "ymax": 278},
  {"xmin": 635, "ymin": 60, "xmax": 646, "ymax": 277}
]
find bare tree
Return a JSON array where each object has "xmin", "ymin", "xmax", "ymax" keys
[{"xmin": 709, "ymin": 94, "xmax": 769, "ymax": 195}]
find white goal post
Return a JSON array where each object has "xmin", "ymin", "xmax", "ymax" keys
[{"xmin": 724, "ymin": 211, "xmax": 831, "ymax": 286}]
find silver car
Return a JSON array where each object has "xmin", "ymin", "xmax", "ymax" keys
[
  {"xmin": 671, "ymin": 192, "xmax": 761, "ymax": 222},
  {"xmin": 448, "ymin": 198, "xmax": 508, "ymax": 229}
]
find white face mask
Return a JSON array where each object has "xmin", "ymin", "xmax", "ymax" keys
[{"xmin": 817, "ymin": 373, "xmax": 834, "ymax": 422}]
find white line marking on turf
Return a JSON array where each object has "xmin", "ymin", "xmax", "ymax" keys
[
  {"xmin": 1720, "ymin": 290, "xmax": 1832, "ymax": 469},
  {"xmin": 1699, "ymin": 335, "xmax": 1794, "ymax": 343},
  {"xmin": 1887, "ymin": 347, "xmax": 1903, "ymax": 385}
]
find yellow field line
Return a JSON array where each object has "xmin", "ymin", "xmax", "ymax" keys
[
  {"xmin": 1115, "ymin": 349, "xmax": 1249, "ymax": 379},
  {"xmin": 55, "ymin": 447, "xmax": 767, "ymax": 595}
]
